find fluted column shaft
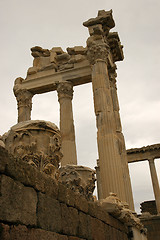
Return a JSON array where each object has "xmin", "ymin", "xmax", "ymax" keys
[
  {"xmin": 148, "ymin": 158, "xmax": 160, "ymax": 214},
  {"xmin": 95, "ymin": 159, "xmax": 103, "ymax": 199},
  {"xmin": 15, "ymin": 89, "xmax": 33, "ymax": 123},
  {"xmin": 109, "ymin": 69, "xmax": 134, "ymax": 210},
  {"xmin": 91, "ymin": 59, "xmax": 126, "ymax": 201},
  {"xmin": 57, "ymin": 81, "xmax": 77, "ymax": 166}
]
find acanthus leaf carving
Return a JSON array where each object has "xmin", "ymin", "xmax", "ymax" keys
[{"xmin": 57, "ymin": 81, "xmax": 73, "ymax": 100}]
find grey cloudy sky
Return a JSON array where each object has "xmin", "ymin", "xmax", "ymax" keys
[{"xmin": 0, "ymin": 0, "xmax": 160, "ymax": 213}]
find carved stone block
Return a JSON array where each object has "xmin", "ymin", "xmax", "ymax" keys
[
  {"xmin": 3, "ymin": 120, "xmax": 63, "ymax": 179},
  {"xmin": 59, "ymin": 165, "xmax": 96, "ymax": 201}
]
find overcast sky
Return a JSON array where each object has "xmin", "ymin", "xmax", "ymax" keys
[{"xmin": 0, "ymin": 0, "xmax": 160, "ymax": 213}]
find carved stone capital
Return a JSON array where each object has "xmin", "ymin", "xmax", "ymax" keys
[
  {"xmin": 15, "ymin": 89, "xmax": 33, "ymax": 110},
  {"xmin": 3, "ymin": 120, "xmax": 63, "ymax": 180},
  {"xmin": 86, "ymin": 38, "xmax": 109, "ymax": 65},
  {"xmin": 59, "ymin": 165, "xmax": 96, "ymax": 201},
  {"xmin": 57, "ymin": 81, "xmax": 73, "ymax": 100}
]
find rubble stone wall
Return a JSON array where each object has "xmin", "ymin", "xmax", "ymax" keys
[{"xmin": 0, "ymin": 146, "xmax": 128, "ymax": 240}]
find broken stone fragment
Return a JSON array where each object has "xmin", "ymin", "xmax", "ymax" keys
[
  {"xmin": 88, "ymin": 24, "xmax": 103, "ymax": 36},
  {"xmin": 27, "ymin": 67, "xmax": 37, "ymax": 75},
  {"xmin": 50, "ymin": 51, "xmax": 57, "ymax": 63},
  {"xmin": 56, "ymin": 53, "xmax": 70, "ymax": 61},
  {"xmin": 33, "ymin": 56, "xmax": 51, "ymax": 70},
  {"xmin": 59, "ymin": 63, "xmax": 74, "ymax": 71},
  {"xmin": 83, "ymin": 9, "xmax": 115, "ymax": 30},
  {"xmin": 39, "ymin": 63, "xmax": 58, "ymax": 72},
  {"xmin": 31, "ymin": 46, "xmax": 50, "ymax": 58},
  {"xmin": 51, "ymin": 47, "xmax": 64, "ymax": 55},
  {"xmin": 67, "ymin": 46, "xmax": 86, "ymax": 55},
  {"xmin": 0, "ymin": 135, "xmax": 5, "ymax": 148}
]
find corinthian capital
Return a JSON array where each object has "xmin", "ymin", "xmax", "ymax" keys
[
  {"xmin": 86, "ymin": 36, "xmax": 110, "ymax": 65},
  {"xmin": 57, "ymin": 81, "xmax": 73, "ymax": 100},
  {"xmin": 15, "ymin": 89, "xmax": 33, "ymax": 110}
]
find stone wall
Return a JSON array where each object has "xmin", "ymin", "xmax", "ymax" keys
[
  {"xmin": 0, "ymin": 146, "xmax": 128, "ymax": 240},
  {"xmin": 140, "ymin": 215, "xmax": 160, "ymax": 240}
]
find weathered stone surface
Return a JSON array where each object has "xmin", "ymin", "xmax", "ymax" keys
[
  {"xmin": 74, "ymin": 194, "xmax": 88, "ymax": 213},
  {"xmin": 88, "ymin": 216, "xmax": 106, "ymax": 240},
  {"xmin": 4, "ymin": 120, "xmax": 62, "ymax": 179},
  {"xmin": 78, "ymin": 212, "xmax": 89, "ymax": 239},
  {"xmin": 88, "ymin": 201, "xmax": 127, "ymax": 232},
  {"xmin": 61, "ymin": 203, "xmax": 79, "ymax": 236},
  {"xmin": 58, "ymin": 182, "xmax": 75, "ymax": 206},
  {"xmin": 0, "ymin": 223, "xmax": 68, "ymax": 240},
  {"xmin": 68, "ymin": 237, "xmax": 85, "ymax": 240},
  {"xmin": 0, "ymin": 223, "xmax": 10, "ymax": 240},
  {"xmin": 3, "ymin": 150, "xmax": 58, "ymax": 198},
  {"xmin": 0, "ymin": 146, "xmax": 10, "ymax": 173},
  {"xmin": 37, "ymin": 192, "xmax": 62, "ymax": 233},
  {"xmin": 59, "ymin": 165, "xmax": 96, "ymax": 201},
  {"xmin": 0, "ymin": 175, "xmax": 37, "ymax": 226},
  {"xmin": 2, "ymin": 122, "xmax": 62, "ymax": 200},
  {"xmin": 51, "ymin": 47, "xmax": 64, "ymax": 55}
]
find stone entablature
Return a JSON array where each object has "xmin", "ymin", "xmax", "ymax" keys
[
  {"xmin": 127, "ymin": 144, "xmax": 160, "ymax": 215},
  {"xmin": 127, "ymin": 144, "xmax": 160, "ymax": 163},
  {"xmin": 13, "ymin": 11, "xmax": 123, "ymax": 96}
]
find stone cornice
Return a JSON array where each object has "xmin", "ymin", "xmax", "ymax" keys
[{"xmin": 127, "ymin": 144, "xmax": 160, "ymax": 163}]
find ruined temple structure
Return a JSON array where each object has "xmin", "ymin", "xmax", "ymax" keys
[{"xmin": 1, "ymin": 9, "xmax": 159, "ymax": 240}]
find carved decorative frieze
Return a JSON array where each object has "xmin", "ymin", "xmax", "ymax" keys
[
  {"xmin": 57, "ymin": 81, "xmax": 73, "ymax": 100},
  {"xmin": 3, "ymin": 120, "xmax": 63, "ymax": 179},
  {"xmin": 59, "ymin": 165, "xmax": 96, "ymax": 201}
]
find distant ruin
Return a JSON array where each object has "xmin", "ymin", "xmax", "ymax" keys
[{"xmin": 0, "ymin": 9, "xmax": 160, "ymax": 240}]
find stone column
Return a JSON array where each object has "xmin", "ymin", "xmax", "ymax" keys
[
  {"xmin": 95, "ymin": 159, "xmax": 103, "ymax": 200},
  {"xmin": 148, "ymin": 158, "xmax": 160, "ymax": 214},
  {"xmin": 87, "ymin": 37, "xmax": 126, "ymax": 202},
  {"xmin": 15, "ymin": 89, "xmax": 33, "ymax": 123},
  {"xmin": 109, "ymin": 67, "xmax": 134, "ymax": 210},
  {"xmin": 57, "ymin": 81, "xmax": 77, "ymax": 166}
]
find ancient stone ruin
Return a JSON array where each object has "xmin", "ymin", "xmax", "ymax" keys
[{"xmin": 0, "ymin": 9, "xmax": 159, "ymax": 240}]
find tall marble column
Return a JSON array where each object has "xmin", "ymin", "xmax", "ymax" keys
[
  {"xmin": 57, "ymin": 81, "xmax": 77, "ymax": 166},
  {"xmin": 87, "ymin": 35, "xmax": 126, "ymax": 201},
  {"xmin": 15, "ymin": 89, "xmax": 33, "ymax": 123},
  {"xmin": 148, "ymin": 158, "xmax": 160, "ymax": 214},
  {"xmin": 109, "ymin": 67, "xmax": 134, "ymax": 210}
]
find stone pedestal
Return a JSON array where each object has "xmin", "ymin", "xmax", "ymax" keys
[
  {"xmin": 57, "ymin": 81, "xmax": 77, "ymax": 166},
  {"xmin": 148, "ymin": 158, "xmax": 160, "ymax": 214}
]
